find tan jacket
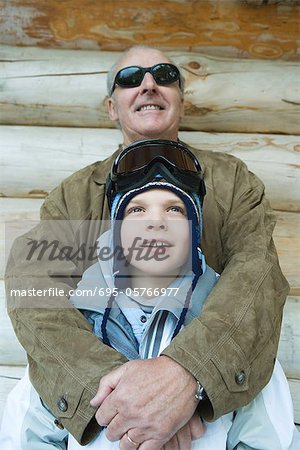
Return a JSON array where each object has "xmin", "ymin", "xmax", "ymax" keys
[{"xmin": 5, "ymin": 144, "xmax": 289, "ymax": 445}]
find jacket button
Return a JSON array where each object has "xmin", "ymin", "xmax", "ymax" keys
[
  {"xmin": 235, "ymin": 370, "xmax": 246, "ymax": 385},
  {"xmin": 57, "ymin": 397, "xmax": 68, "ymax": 412}
]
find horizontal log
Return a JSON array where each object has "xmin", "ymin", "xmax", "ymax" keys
[
  {"xmin": 0, "ymin": 199, "xmax": 299, "ymax": 296},
  {"xmin": 1, "ymin": 46, "xmax": 299, "ymax": 133},
  {"xmin": 180, "ymin": 132, "xmax": 300, "ymax": 213},
  {"xmin": 273, "ymin": 212, "xmax": 300, "ymax": 296},
  {"xmin": 0, "ymin": 1, "xmax": 298, "ymax": 60},
  {"xmin": 278, "ymin": 297, "xmax": 300, "ymax": 379},
  {"xmin": 0, "ymin": 280, "xmax": 27, "ymax": 366},
  {"xmin": 244, "ymin": 1, "xmax": 299, "ymax": 4},
  {"xmin": 1, "ymin": 126, "xmax": 299, "ymax": 212},
  {"xmin": 0, "ymin": 198, "xmax": 44, "ymax": 280}
]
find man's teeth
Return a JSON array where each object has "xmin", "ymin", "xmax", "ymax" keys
[{"xmin": 139, "ymin": 105, "xmax": 162, "ymax": 111}]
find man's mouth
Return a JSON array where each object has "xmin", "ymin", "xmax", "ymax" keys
[{"xmin": 136, "ymin": 104, "xmax": 164, "ymax": 112}]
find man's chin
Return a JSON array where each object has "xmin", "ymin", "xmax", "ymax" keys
[{"xmin": 133, "ymin": 127, "xmax": 178, "ymax": 141}]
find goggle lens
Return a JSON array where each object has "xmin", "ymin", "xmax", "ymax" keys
[
  {"xmin": 113, "ymin": 141, "xmax": 200, "ymax": 177},
  {"xmin": 107, "ymin": 140, "xmax": 206, "ymax": 209},
  {"xmin": 112, "ymin": 64, "xmax": 181, "ymax": 94}
]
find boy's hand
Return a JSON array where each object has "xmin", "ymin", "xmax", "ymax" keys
[{"xmin": 91, "ymin": 356, "xmax": 202, "ymax": 449}]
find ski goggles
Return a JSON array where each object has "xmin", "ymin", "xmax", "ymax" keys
[
  {"xmin": 106, "ymin": 139, "xmax": 206, "ymax": 207},
  {"xmin": 110, "ymin": 63, "xmax": 182, "ymax": 95}
]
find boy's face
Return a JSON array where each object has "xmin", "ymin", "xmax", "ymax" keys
[{"xmin": 120, "ymin": 188, "xmax": 190, "ymax": 278}]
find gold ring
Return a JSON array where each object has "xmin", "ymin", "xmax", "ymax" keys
[{"xmin": 126, "ymin": 431, "xmax": 140, "ymax": 447}]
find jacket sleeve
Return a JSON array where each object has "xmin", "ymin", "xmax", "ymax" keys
[
  {"xmin": 5, "ymin": 190, "xmax": 128, "ymax": 445},
  {"xmin": 161, "ymin": 158, "xmax": 289, "ymax": 420}
]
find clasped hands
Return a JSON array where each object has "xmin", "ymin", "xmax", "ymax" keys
[{"xmin": 90, "ymin": 356, "xmax": 205, "ymax": 450}]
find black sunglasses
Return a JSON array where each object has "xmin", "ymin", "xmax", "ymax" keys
[{"xmin": 110, "ymin": 63, "xmax": 181, "ymax": 95}]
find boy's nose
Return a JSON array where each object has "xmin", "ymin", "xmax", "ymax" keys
[{"xmin": 146, "ymin": 218, "xmax": 168, "ymax": 231}]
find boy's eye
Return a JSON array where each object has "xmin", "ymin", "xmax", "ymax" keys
[
  {"xmin": 127, "ymin": 206, "xmax": 144, "ymax": 214},
  {"xmin": 167, "ymin": 206, "xmax": 186, "ymax": 215}
]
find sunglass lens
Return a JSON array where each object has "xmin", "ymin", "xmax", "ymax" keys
[
  {"xmin": 153, "ymin": 64, "xmax": 179, "ymax": 85},
  {"xmin": 115, "ymin": 66, "xmax": 143, "ymax": 87}
]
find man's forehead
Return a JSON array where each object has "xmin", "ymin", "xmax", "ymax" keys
[{"xmin": 117, "ymin": 48, "xmax": 171, "ymax": 69}]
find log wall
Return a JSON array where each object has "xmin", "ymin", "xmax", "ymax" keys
[
  {"xmin": 1, "ymin": 46, "xmax": 300, "ymax": 133},
  {"xmin": 0, "ymin": 42, "xmax": 299, "ymax": 428},
  {"xmin": 0, "ymin": 0, "xmax": 299, "ymax": 60}
]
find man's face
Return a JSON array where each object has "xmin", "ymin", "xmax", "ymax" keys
[
  {"xmin": 120, "ymin": 188, "xmax": 190, "ymax": 278},
  {"xmin": 108, "ymin": 49, "xmax": 184, "ymax": 145}
]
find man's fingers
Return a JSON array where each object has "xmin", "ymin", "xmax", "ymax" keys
[
  {"xmin": 90, "ymin": 365, "xmax": 127, "ymax": 407},
  {"xmin": 189, "ymin": 412, "xmax": 206, "ymax": 440},
  {"xmin": 119, "ymin": 430, "xmax": 146, "ymax": 450},
  {"xmin": 90, "ymin": 383, "xmax": 113, "ymax": 409},
  {"xmin": 162, "ymin": 434, "xmax": 180, "ymax": 450},
  {"xmin": 173, "ymin": 423, "xmax": 192, "ymax": 450},
  {"xmin": 138, "ymin": 439, "xmax": 165, "ymax": 450},
  {"xmin": 94, "ymin": 394, "xmax": 119, "ymax": 427},
  {"xmin": 93, "ymin": 358, "xmax": 198, "ymax": 444},
  {"xmin": 105, "ymin": 413, "xmax": 130, "ymax": 442}
]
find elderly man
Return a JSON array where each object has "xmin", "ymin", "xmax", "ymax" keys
[{"xmin": 6, "ymin": 46, "xmax": 289, "ymax": 450}]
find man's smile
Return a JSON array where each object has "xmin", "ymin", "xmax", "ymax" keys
[{"xmin": 136, "ymin": 103, "xmax": 164, "ymax": 112}]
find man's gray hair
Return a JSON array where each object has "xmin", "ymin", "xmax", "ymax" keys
[{"xmin": 106, "ymin": 46, "xmax": 185, "ymax": 97}]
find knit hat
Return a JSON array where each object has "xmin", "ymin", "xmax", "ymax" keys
[{"xmin": 111, "ymin": 180, "xmax": 203, "ymax": 287}]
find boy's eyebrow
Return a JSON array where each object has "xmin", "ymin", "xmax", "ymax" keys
[
  {"xmin": 125, "ymin": 199, "xmax": 142, "ymax": 208},
  {"xmin": 126, "ymin": 199, "xmax": 186, "ymax": 207},
  {"xmin": 164, "ymin": 199, "xmax": 186, "ymax": 207},
  {"xmin": 127, "ymin": 199, "xmax": 141, "ymax": 205}
]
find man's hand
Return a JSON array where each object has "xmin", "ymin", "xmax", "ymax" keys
[
  {"xmin": 162, "ymin": 412, "xmax": 206, "ymax": 450},
  {"xmin": 91, "ymin": 356, "xmax": 200, "ymax": 449}
]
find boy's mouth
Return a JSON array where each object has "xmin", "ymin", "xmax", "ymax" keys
[{"xmin": 140, "ymin": 239, "xmax": 172, "ymax": 248}]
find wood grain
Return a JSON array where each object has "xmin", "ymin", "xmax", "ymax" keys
[
  {"xmin": 0, "ymin": 1, "xmax": 299, "ymax": 60},
  {"xmin": 1, "ymin": 126, "xmax": 299, "ymax": 212},
  {"xmin": 278, "ymin": 297, "xmax": 300, "ymax": 379},
  {"xmin": 1, "ymin": 46, "xmax": 299, "ymax": 133}
]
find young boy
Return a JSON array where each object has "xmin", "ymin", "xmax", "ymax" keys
[{"xmin": 1, "ymin": 140, "xmax": 298, "ymax": 449}]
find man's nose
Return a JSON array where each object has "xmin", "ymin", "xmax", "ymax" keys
[{"xmin": 139, "ymin": 72, "xmax": 157, "ymax": 93}]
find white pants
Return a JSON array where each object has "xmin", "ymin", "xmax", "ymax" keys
[
  {"xmin": 67, "ymin": 415, "xmax": 233, "ymax": 450},
  {"xmin": 1, "ymin": 361, "xmax": 299, "ymax": 450}
]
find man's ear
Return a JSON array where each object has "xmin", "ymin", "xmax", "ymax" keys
[{"xmin": 107, "ymin": 97, "xmax": 119, "ymax": 121}]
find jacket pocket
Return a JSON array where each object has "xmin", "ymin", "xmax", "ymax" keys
[
  {"xmin": 212, "ymin": 336, "xmax": 250, "ymax": 393},
  {"xmin": 51, "ymin": 375, "xmax": 86, "ymax": 420}
]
